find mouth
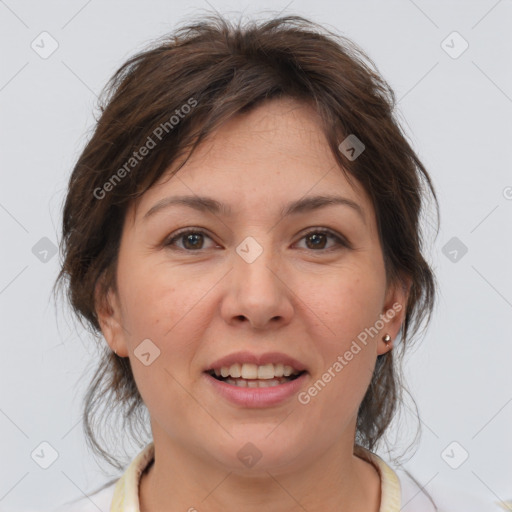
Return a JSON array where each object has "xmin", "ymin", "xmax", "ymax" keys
[
  {"xmin": 203, "ymin": 352, "xmax": 309, "ymax": 406},
  {"xmin": 205, "ymin": 363, "xmax": 307, "ymax": 388}
]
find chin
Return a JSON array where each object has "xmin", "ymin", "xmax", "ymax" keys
[{"xmin": 204, "ymin": 431, "xmax": 303, "ymax": 474}]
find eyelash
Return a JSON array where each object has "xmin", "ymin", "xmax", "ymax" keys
[{"xmin": 164, "ymin": 227, "xmax": 350, "ymax": 253}]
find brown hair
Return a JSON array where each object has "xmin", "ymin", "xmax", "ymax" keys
[{"xmin": 54, "ymin": 13, "xmax": 439, "ymax": 471}]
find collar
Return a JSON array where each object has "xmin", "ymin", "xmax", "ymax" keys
[
  {"xmin": 354, "ymin": 444, "xmax": 401, "ymax": 511},
  {"xmin": 110, "ymin": 442, "xmax": 401, "ymax": 511}
]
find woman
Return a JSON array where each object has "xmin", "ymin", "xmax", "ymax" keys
[{"xmin": 55, "ymin": 13, "xmax": 442, "ymax": 511}]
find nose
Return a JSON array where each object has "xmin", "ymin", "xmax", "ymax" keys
[{"xmin": 220, "ymin": 239, "xmax": 294, "ymax": 330}]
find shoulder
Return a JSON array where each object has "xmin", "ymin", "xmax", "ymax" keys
[
  {"xmin": 395, "ymin": 467, "xmax": 508, "ymax": 512},
  {"xmin": 52, "ymin": 480, "xmax": 117, "ymax": 512},
  {"xmin": 395, "ymin": 468, "xmax": 439, "ymax": 511},
  {"xmin": 354, "ymin": 444, "xmax": 437, "ymax": 511},
  {"xmin": 52, "ymin": 443, "xmax": 155, "ymax": 512},
  {"xmin": 355, "ymin": 444, "xmax": 507, "ymax": 512}
]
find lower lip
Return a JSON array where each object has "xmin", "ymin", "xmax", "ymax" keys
[{"xmin": 203, "ymin": 372, "xmax": 308, "ymax": 408}]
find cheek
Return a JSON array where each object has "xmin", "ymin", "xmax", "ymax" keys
[
  {"xmin": 116, "ymin": 257, "xmax": 219, "ymax": 403},
  {"xmin": 118, "ymin": 256, "xmax": 212, "ymax": 342},
  {"xmin": 297, "ymin": 265, "xmax": 384, "ymax": 408},
  {"xmin": 117, "ymin": 261, "xmax": 207, "ymax": 428},
  {"xmin": 303, "ymin": 263, "xmax": 385, "ymax": 344}
]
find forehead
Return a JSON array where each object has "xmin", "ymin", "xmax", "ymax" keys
[{"xmin": 130, "ymin": 98, "xmax": 373, "ymax": 225}]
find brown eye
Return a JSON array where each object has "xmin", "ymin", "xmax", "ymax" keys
[
  {"xmin": 305, "ymin": 232, "xmax": 328, "ymax": 249},
  {"xmin": 165, "ymin": 229, "xmax": 215, "ymax": 251},
  {"xmin": 181, "ymin": 232, "xmax": 205, "ymax": 250},
  {"xmin": 296, "ymin": 229, "xmax": 348, "ymax": 252},
  {"xmin": 164, "ymin": 227, "xmax": 349, "ymax": 253}
]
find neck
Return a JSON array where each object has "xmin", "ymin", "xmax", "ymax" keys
[{"xmin": 139, "ymin": 433, "xmax": 381, "ymax": 512}]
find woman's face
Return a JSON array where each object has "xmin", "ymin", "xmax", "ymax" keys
[{"xmin": 98, "ymin": 97, "xmax": 407, "ymax": 473}]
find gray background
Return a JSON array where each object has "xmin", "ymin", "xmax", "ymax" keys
[{"xmin": 1, "ymin": 0, "xmax": 511, "ymax": 510}]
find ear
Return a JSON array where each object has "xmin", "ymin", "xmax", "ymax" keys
[
  {"xmin": 376, "ymin": 274, "xmax": 411, "ymax": 356},
  {"xmin": 94, "ymin": 276, "xmax": 129, "ymax": 357}
]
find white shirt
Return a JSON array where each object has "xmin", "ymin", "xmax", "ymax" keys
[{"xmin": 52, "ymin": 442, "xmax": 506, "ymax": 511}]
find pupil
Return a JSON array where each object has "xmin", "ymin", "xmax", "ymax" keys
[
  {"xmin": 184, "ymin": 233, "xmax": 202, "ymax": 249},
  {"xmin": 307, "ymin": 233, "xmax": 326, "ymax": 249}
]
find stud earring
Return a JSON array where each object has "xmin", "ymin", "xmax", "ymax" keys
[{"xmin": 382, "ymin": 333, "xmax": 392, "ymax": 347}]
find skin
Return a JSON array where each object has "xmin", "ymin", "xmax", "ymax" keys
[{"xmin": 96, "ymin": 97, "xmax": 409, "ymax": 512}]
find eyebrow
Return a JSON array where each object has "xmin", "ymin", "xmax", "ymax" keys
[{"xmin": 143, "ymin": 194, "xmax": 366, "ymax": 224}]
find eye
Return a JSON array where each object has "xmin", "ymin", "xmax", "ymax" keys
[
  {"xmin": 164, "ymin": 227, "xmax": 350, "ymax": 252},
  {"xmin": 164, "ymin": 228, "xmax": 217, "ymax": 251},
  {"xmin": 294, "ymin": 228, "xmax": 349, "ymax": 252}
]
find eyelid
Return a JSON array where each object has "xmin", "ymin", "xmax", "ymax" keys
[
  {"xmin": 294, "ymin": 227, "xmax": 351, "ymax": 251},
  {"xmin": 164, "ymin": 226, "xmax": 351, "ymax": 252},
  {"xmin": 164, "ymin": 227, "xmax": 219, "ymax": 251}
]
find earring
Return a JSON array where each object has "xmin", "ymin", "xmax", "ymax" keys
[{"xmin": 382, "ymin": 333, "xmax": 392, "ymax": 348}]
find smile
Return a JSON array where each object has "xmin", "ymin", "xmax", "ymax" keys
[
  {"xmin": 203, "ymin": 351, "xmax": 309, "ymax": 407},
  {"xmin": 204, "ymin": 367, "xmax": 308, "ymax": 407},
  {"xmin": 207, "ymin": 362, "xmax": 304, "ymax": 388}
]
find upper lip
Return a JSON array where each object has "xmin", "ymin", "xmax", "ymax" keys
[{"xmin": 205, "ymin": 351, "xmax": 308, "ymax": 373}]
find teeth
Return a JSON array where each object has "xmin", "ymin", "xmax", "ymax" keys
[
  {"xmin": 283, "ymin": 365, "xmax": 294, "ymax": 377},
  {"xmin": 214, "ymin": 362, "xmax": 301, "ymax": 380},
  {"xmin": 230, "ymin": 363, "xmax": 241, "ymax": 378},
  {"xmin": 225, "ymin": 378, "xmax": 284, "ymax": 388},
  {"xmin": 241, "ymin": 363, "xmax": 258, "ymax": 379},
  {"xmin": 257, "ymin": 363, "xmax": 274, "ymax": 379}
]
